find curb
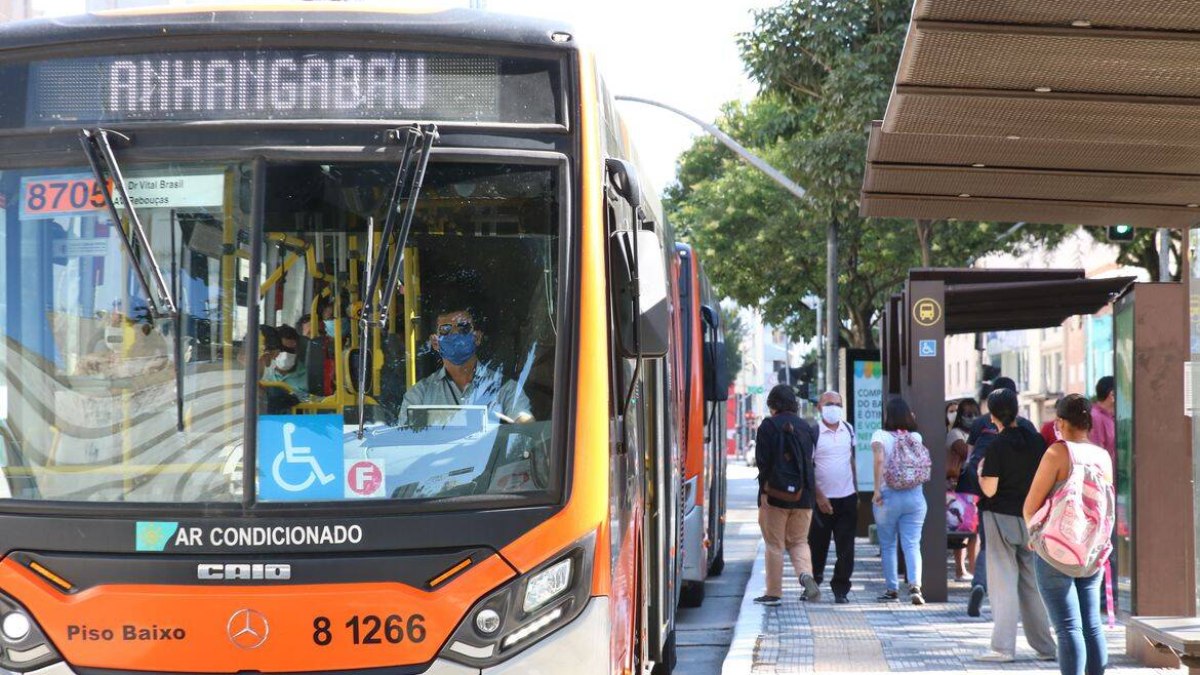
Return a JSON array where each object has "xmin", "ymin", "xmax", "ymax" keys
[{"xmin": 720, "ymin": 538, "xmax": 765, "ymax": 675}]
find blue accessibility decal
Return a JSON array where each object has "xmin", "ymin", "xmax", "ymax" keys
[
  {"xmin": 136, "ymin": 521, "xmax": 179, "ymax": 552},
  {"xmin": 257, "ymin": 415, "xmax": 343, "ymax": 501},
  {"xmin": 918, "ymin": 339, "xmax": 938, "ymax": 358}
]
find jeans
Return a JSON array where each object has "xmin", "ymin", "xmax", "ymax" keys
[
  {"xmin": 809, "ymin": 494, "xmax": 858, "ymax": 597},
  {"xmin": 1036, "ymin": 558, "xmax": 1107, "ymax": 675},
  {"xmin": 873, "ymin": 486, "xmax": 926, "ymax": 591},
  {"xmin": 758, "ymin": 494, "xmax": 814, "ymax": 597},
  {"xmin": 983, "ymin": 511, "xmax": 1056, "ymax": 656}
]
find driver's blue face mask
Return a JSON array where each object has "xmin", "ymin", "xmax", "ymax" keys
[{"xmin": 438, "ymin": 332, "xmax": 477, "ymax": 366}]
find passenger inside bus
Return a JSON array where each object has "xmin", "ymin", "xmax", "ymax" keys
[{"xmin": 398, "ymin": 305, "xmax": 534, "ymax": 426}]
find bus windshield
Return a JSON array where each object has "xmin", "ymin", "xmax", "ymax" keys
[{"xmin": 0, "ymin": 159, "xmax": 561, "ymax": 506}]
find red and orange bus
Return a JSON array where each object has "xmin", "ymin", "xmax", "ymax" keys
[
  {"xmin": 675, "ymin": 244, "xmax": 728, "ymax": 608},
  {"xmin": 0, "ymin": 5, "xmax": 722, "ymax": 674}
]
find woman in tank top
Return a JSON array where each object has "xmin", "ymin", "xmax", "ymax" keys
[{"xmin": 1024, "ymin": 394, "xmax": 1115, "ymax": 675}]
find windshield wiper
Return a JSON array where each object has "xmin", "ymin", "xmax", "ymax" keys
[
  {"xmin": 357, "ymin": 124, "xmax": 438, "ymax": 438},
  {"xmin": 79, "ymin": 129, "xmax": 178, "ymax": 318},
  {"xmin": 80, "ymin": 129, "xmax": 186, "ymax": 432}
]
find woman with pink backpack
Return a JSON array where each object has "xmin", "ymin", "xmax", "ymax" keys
[{"xmin": 1025, "ymin": 394, "xmax": 1116, "ymax": 675}]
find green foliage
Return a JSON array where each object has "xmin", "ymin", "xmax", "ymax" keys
[
  {"xmin": 719, "ymin": 304, "xmax": 746, "ymax": 382},
  {"xmin": 666, "ymin": 0, "xmax": 1070, "ymax": 348}
]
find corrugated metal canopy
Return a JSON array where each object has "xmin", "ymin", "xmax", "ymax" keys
[
  {"xmin": 900, "ymin": 269, "xmax": 1134, "ymax": 334},
  {"xmin": 861, "ymin": 2, "xmax": 1200, "ymax": 228}
]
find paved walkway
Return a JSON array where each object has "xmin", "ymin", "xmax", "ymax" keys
[{"xmin": 722, "ymin": 536, "xmax": 1181, "ymax": 674}]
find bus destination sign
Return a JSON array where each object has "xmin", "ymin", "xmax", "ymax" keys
[{"xmin": 22, "ymin": 49, "xmax": 555, "ymax": 125}]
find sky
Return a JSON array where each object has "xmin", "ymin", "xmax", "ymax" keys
[{"xmin": 32, "ymin": 0, "xmax": 776, "ymax": 193}]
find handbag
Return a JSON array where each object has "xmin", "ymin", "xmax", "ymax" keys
[{"xmin": 946, "ymin": 491, "xmax": 979, "ymax": 534}]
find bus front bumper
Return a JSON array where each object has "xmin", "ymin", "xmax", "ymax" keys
[{"xmin": 23, "ymin": 597, "xmax": 611, "ymax": 675}]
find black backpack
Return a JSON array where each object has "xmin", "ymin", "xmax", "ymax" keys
[{"xmin": 765, "ymin": 417, "xmax": 808, "ymax": 503}]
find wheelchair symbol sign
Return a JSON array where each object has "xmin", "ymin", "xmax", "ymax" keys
[
  {"xmin": 919, "ymin": 340, "xmax": 938, "ymax": 358},
  {"xmin": 258, "ymin": 415, "xmax": 342, "ymax": 501}
]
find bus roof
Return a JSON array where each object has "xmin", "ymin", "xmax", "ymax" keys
[{"xmin": 0, "ymin": 5, "xmax": 578, "ymax": 54}]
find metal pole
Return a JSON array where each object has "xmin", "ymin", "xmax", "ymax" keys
[
  {"xmin": 826, "ymin": 218, "xmax": 839, "ymax": 392},
  {"xmin": 614, "ymin": 96, "xmax": 807, "ymax": 202},
  {"xmin": 815, "ymin": 299, "xmax": 824, "ymax": 394}
]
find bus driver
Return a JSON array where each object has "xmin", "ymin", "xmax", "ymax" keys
[{"xmin": 398, "ymin": 306, "xmax": 534, "ymax": 426}]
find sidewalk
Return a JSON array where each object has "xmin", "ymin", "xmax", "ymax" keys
[{"xmin": 721, "ymin": 536, "xmax": 1181, "ymax": 674}]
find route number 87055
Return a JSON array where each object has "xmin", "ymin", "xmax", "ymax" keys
[{"xmin": 312, "ymin": 615, "xmax": 426, "ymax": 646}]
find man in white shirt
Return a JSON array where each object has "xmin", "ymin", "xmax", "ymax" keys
[{"xmin": 808, "ymin": 390, "xmax": 858, "ymax": 603}]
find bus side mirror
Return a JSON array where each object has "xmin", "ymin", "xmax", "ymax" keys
[
  {"xmin": 701, "ymin": 305, "xmax": 730, "ymax": 401},
  {"xmin": 610, "ymin": 229, "xmax": 669, "ymax": 358},
  {"xmin": 605, "ymin": 158, "xmax": 642, "ymax": 212}
]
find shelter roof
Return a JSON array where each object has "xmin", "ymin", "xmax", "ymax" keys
[
  {"xmin": 861, "ymin": 1, "xmax": 1200, "ymax": 228},
  {"xmin": 908, "ymin": 268, "xmax": 1134, "ymax": 334}
]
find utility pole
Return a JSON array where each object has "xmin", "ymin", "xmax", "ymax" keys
[
  {"xmin": 614, "ymin": 96, "xmax": 837, "ymax": 385},
  {"xmin": 826, "ymin": 218, "xmax": 839, "ymax": 392}
]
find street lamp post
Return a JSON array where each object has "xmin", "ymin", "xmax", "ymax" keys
[{"xmin": 614, "ymin": 95, "xmax": 839, "ymax": 388}]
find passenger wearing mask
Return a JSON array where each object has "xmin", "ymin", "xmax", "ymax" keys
[
  {"xmin": 946, "ymin": 400, "xmax": 959, "ymax": 431},
  {"xmin": 807, "ymin": 390, "xmax": 858, "ymax": 604},
  {"xmin": 399, "ymin": 306, "xmax": 533, "ymax": 425},
  {"xmin": 261, "ymin": 325, "xmax": 309, "ymax": 398},
  {"xmin": 754, "ymin": 384, "xmax": 819, "ymax": 606},
  {"xmin": 975, "ymin": 387, "xmax": 1056, "ymax": 663},
  {"xmin": 947, "ymin": 398, "xmax": 980, "ymax": 581},
  {"xmin": 962, "ymin": 376, "xmax": 1040, "ymax": 617}
]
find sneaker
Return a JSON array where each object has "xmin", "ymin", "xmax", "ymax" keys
[
  {"xmin": 834, "ymin": 594, "xmax": 849, "ymax": 604},
  {"xmin": 909, "ymin": 585, "xmax": 926, "ymax": 605},
  {"xmin": 877, "ymin": 589, "xmax": 900, "ymax": 602},
  {"xmin": 1035, "ymin": 651, "xmax": 1057, "ymax": 661},
  {"xmin": 753, "ymin": 595, "xmax": 782, "ymax": 606},
  {"xmin": 974, "ymin": 651, "xmax": 1014, "ymax": 663},
  {"xmin": 800, "ymin": 573, "xmax": 821, "ymax": 602},
  {"xmin": 967, "ymin": 585, "xmax": 985, "ymax": 617}
]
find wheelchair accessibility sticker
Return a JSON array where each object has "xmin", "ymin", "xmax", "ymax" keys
[{"xmin": 258, "ymin": 415, "xmax": 342, "ymax": 501}]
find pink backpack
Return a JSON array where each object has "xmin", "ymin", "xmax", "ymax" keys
[
  {"xmin": 1029, "ymin": 441, "xmax": 1115, "ymax": 578},
  {"xmin": 883, "ymin": 431, "xmax": 931, "ymax": 490}
]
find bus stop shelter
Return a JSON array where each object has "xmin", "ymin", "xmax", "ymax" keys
[
  {"xmin": 860, "ymin": 1, "xmax": 1200, "ymax": 661},
  {"xmin": 881, "ymin": 269, "xmax": 1133, "ymax": 604}
]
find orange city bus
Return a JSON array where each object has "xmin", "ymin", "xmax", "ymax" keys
[
  {"xmin": 0, "ymin": 5, "xmax": 707, "ymax": 675},
  {"xmin": 675, "ymin": 244, "xmax": 728, "ymax": 608}
]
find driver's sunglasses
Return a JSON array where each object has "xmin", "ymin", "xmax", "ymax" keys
[{"xmin": 437, "ymin": 320, "xmax": 474, "ymax": 336}]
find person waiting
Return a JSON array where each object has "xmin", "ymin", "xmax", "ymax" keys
[
  {"xmin": 808, "ymin": 390, "xmax": 858, "ymax": 604},
  {"xmin": 975, "ymin": 387, "xmax": 1056, "ymax": 663},
  {"xmin": 871, "ymin": 396, "xmax": 930, "ymax": 605}
]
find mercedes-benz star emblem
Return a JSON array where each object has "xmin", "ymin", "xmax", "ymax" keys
[{"xmin": 227, "ymin": 608, "xmax": 269, "ymax": 649}]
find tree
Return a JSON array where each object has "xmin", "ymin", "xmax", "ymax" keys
[
  {"xmin": 666, "ymin": 0, "xmax": 1069, "ymax": 348},
  {"xmin": 720, "ymin": 304, "xmax": 746, "ymax": 382},
  {"xmin": 1083, "ymin": 227, "xmax": 1181, "ymax": 281}
]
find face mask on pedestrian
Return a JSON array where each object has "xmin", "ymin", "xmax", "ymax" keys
[
  {"xmin": 961, "ymin": 414, "xmax": 977, "ymax": 426},
  {"xmin": 437, "ymin": 332, "xmax": 477, "ymax": 366},
  {"xmin": 820, "ymin": 404, "xmax": 843, "ymax": 425},
  {"xmin": 323, "ymin": 318, "xmax": 348, "ymax": 337},
  {"xmin": 947, "ymin": 412, "xmax": 957, "ymax": 426}
]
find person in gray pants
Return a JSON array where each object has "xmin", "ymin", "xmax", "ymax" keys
[{"xmin": 974, "ymin": 388, "xmax": 1056, "ymax": 663}]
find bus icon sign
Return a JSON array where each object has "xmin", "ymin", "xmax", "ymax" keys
[
  {"xmin": 912, "ymin": 297, "xmax": 943, "ymax": 327},
  {"xmin": 258, "ymin": 415, "xmax": 343, "ymax": 501}
]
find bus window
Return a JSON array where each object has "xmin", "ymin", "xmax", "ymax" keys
[
  {"xmin": 0, "ymin": 163, "xmax": 251, "ymax": 502},
  {"xmin": 255, "ymin": 161, "xmax": 560, "ymax": 504}
]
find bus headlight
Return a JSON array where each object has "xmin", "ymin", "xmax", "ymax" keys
[
  {"xmin": 440, "ymin": 531, "xmax": 595, "ymax": 667},
  {"xmin": 0, "ymin": 593, "xmax": 60, "ymax": 673},
  {"xmin": 522, "ymin": 557, "xmax": 572, "ymax": 613}
]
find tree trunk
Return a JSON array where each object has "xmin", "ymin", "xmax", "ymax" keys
[{"xmin": 916, "ymin": 220, "xmax": 933, "ymax": 268}]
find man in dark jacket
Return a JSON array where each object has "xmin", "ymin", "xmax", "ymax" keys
[{"xmin": 754, "ymin": 384, "xmax": 819, "ymax": 606}]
